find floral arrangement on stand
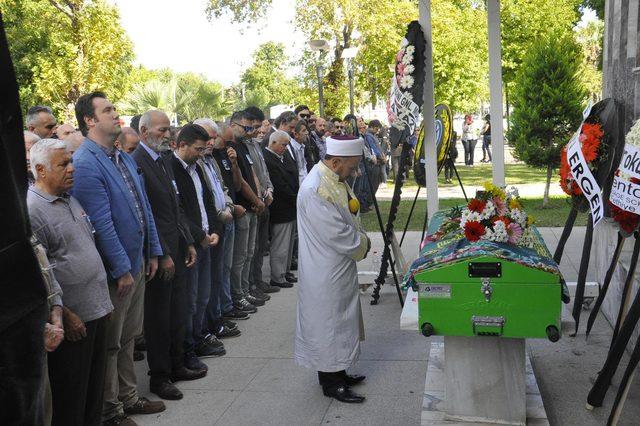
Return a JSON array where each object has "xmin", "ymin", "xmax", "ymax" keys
[
  {"xmin": 395, "ymin": 39, "xmax": 415, "ymax": 90},
  {"xmin": 610, "ymin": 120, "xmax": 640, "ymax": 235},
  {"xmin": 387, "ymin": 37, "xmax": 417, "ymax": 129},
  {"xmin": 559, "ymin": 117, "xmax": 607, "ymax": 211}
]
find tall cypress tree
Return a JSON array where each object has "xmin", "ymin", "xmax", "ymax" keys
[{"xmin": 508, "ymin": 31, "xmax": 586, "ymax": 207}]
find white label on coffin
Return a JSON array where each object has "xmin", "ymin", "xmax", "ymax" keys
[
  {"xmin": 610, "ymin": 175, "xmax": 640, "ymax": 214},
  {"xmin": 566, "ymin": 134, "xmax": 604, "ymax": 226}
]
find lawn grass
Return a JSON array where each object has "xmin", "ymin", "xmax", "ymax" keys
[
  {"xmin": 361, "ymin": 196, "xmax": 587, "ymax": 232},
  {"xmin": 390, "ymin": 163, "xmax": 550, "ymax": 188}
]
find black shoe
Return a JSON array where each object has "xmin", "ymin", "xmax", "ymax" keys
[
  {"xmin": 215, "ymin": 324, "xmax": 241, "ymax": 339},
  {"xmin": 223, "ymin": 308, "xmax": 250, "ymax": 320},
  {"xmin": 150, "ymin": 380, "xmax": 183, "ymax": 400},
  {"xmin": 103, "ymin": 413, "xmax": 137, "ymax": 426},
  {"xmin": 270, "ymin": 279, "xmax": 293, "ymax": 289},
  {"xmin": 204, "ymin": 333, "xmax": 225, "ymax": 348},
  {"xmin": 223, "ymin": 319, "xmax": 238, "ymax": 330},
  {"xmin": 134, "ymin": 350, "xmax": 145, "ymax": 361},
  {"xmin": 250, "ymin": 287, "xmax": 270, "ymax": 301},
  {"xmin": 323, "ymin": 385, "xmax": 365, "ymax": 403},
  {"xmin": 257, "ymin": 280, "xmax": 280, "ymax": 293},
  {"xmin": 245, "ymin": 294, "xmax": 265, "ymax": 306},
  {"xmin": 234, "ymin": 298, "xmax": 258, "ymax": 313},
  {"xmin": 195, "ymin": 339, "xmax": 226, "ymax": 358},
  {"xmin": 171, "ymin": 366, "xmax": 207, "ymax": 382},
  {"xmin": 344, "ymin": 374, "xmax": 366, "ymax": 386},
  {"xmin": 184, "ymin": 352, "xmax": 208, "ymax": 372},
  {"xmin": 285, "ymin": 272, "xmax": 298, "ymax": 283}
]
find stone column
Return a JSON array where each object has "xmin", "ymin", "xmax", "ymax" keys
[{"xmin": 594, "ymin": 0, "xmax": 640, "ymax": 341}]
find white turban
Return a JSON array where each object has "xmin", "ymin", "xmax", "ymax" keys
[{"xmin": 325, "ymin": 135, "xmax": 364, "ymax": 157}]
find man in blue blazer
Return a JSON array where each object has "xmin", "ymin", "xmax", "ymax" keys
[{"xmin": 71, "ymin": 92, "xmax": 165, "ymax": 426}]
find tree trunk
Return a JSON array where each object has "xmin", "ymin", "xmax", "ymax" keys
[{"xmin": 543, "ymin": 165, "xmax": 552, "ymax": 207}]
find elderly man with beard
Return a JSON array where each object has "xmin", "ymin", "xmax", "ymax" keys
[
  {"xmin": 295, "ymin": 135, "xmax": 371, "ymax": 404},
  {"xmin": 71, "ymin": 92, "xmax": 164, "ymax": 425},
  {"xmin": 132, "ymin": 110, "xmax": 203, "ymax": 400}
]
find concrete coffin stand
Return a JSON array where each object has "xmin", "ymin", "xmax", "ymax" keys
[{"xmin": 421, "ymin": 339, "xmax": 549, "ymax": 425}]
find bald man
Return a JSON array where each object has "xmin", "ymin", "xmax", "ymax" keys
[
  {"xmin": 55, "ymin": 123, "xmax": 76, "ymax": 140},
  {"xmin": 115, "ymin": 127, "xmax": 140, "ymax": 154}
]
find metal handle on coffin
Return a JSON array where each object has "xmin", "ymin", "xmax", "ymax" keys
[{"xmin": 472, "ymin": 315, "xmax": 505, "ymax": 336}]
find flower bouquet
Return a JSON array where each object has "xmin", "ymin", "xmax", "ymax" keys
[
  {"xmin": 609, "ymin": 120, "xmax": 640, "ymax": 236},
  {"xmin": 458, "ymin": 183, "xmax": 535, "ymax": 247}
]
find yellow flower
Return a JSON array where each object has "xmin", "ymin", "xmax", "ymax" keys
[
  {"xmin": 348, "ymin": 197, "xmax": 360, "ymax": 214},
  {"xmin": 483, "ymin": 181, "xmax": 506, "ymax": 199},
  {"xmin": 527, "ymin": 215, "xmax": 535, "ymax": 226},
  {"xmin": 509, "ymin": 198, "xmax": 522, "ymax": 210}
]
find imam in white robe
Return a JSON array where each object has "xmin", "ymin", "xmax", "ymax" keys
[{"xmin": 294, "ymin": 161, "xmax": 369, "ymax": 372}]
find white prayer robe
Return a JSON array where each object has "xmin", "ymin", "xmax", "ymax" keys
[{"xmin": 294, "ymin": 161, "xmax": 370, "ymax": 372}]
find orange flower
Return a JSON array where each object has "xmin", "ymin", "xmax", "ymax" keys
[{"xmin": 580, "ymin": 123, "xmax": 604, "ymax": 162}]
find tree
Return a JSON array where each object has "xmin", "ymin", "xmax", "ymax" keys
[
  {"xmin": 508, "ymin": 32, "xmax": 586, "ymax": 207},
  {"xmin": 501, "ymin": 0, "xmax": 582, "ymax": 87},
  {"xmin": 119, "ymin": 69, "xmax": 231, "ymax": 123},
  {"xmin": 240, "ymin": 42, "xmax": 296, "ymax": 110},
  {"xmin": 576, "ymin": 19, "xmax": 604, "ymax": 102},
  {"xmin": 1, "ymin": 0, "xmax": 134, "ymax": 121}
]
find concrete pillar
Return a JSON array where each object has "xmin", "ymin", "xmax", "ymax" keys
[
  {"xmin": 487, "ymin": 0, "xmax": 505, "ymax": 187},
  {"xmin": 419, "ymin": 0, "xmax": 439, "ymax": 221}
]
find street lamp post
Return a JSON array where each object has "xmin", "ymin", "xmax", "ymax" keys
[
  {"xmin": 341, "ymin": 47, "xmax": 358, "ymax": 116},
  {"xmin": 316, "ymin": 64, "xmax": 325, "ymax": 117},
  {"xmin": 309, "ymin": 39, "xmax": 329, "ymax": 117}
]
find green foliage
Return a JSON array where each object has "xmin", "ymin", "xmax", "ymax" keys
[
  {"xmin": 431, "ymin": 1, "xmax": 488, "ymax": 113},
  {"xmin": 575, "ymin": 19, "xmax": 604, "ymax": 101},
  {"xmin": 205, "ymin": 0, "xmax": 269, "ymax": 24},
  {"xmin": 507, "ymin": 32, "xmax": 586, "ymax": 204},
  {"xmin": 119, "ymin": 69, "xmax": 231, "ymax": 123},
  {"xmin": 1, "ymin": 0, "xmax": 134, "ymax": 122},
  {"xmin": 501, "ymin": 0, "xmax": 582, "ymax": 86},
  {"xmin": 240, "ymin": 42, "xmax": 296, "ymax": 110}
]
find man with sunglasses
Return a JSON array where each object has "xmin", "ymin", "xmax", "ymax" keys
[
  {"xmin": 228, "ymin": 111, "xmax": 267, "ymax": 313},
  {"xmin": 294, "ymin": 105, "xmax": 311, "ymax": 122}
]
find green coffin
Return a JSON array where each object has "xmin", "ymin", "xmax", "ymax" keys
[{"xmin": 405, "ymin": 209, "xmax": 563, "ymax": 341}]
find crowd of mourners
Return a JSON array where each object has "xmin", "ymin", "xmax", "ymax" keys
[{"xmin": 24, "ymin": 94, "xmax": 389, "ymax": 426}]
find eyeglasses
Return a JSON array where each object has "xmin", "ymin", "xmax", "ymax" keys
[
  {"xmin": 232, "ymin": 121, "xmax": 253, "ymax": 133},
  {"xmin": 299, "ymin": 113, "xmax": 311, "ymax": 119}
]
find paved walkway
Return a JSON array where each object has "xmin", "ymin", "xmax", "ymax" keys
[{"xmin": 131, "ymin": 227, "xmax": 640, "ymax": 425}]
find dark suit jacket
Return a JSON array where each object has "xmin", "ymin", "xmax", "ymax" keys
[
  {"xmin": 263, "ymin": 148, "xmax": 298, "ymax": 224},
  {"xmin": 169, "ymin": 154, "xmax": 223, "ymax": 246},
  {"xmin": 132, "ymin": 145, "xmax": 193, "ymax": 270}
]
